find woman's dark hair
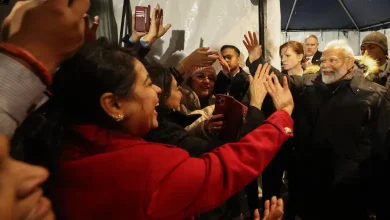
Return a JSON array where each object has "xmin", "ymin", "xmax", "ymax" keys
[
  {"xmin": 11, "ymin": 37, "xmax": 144, "ymax": 217},
  {"xmin": 52, "ymin": 37, "xmax": 140, "ymax": 129},
  {"xmin": 145, "ymin": 63, "xmax": 173, "ymax": 109}
]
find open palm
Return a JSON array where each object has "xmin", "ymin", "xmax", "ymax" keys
[
  {"xmin": 254, "ymin": 197, "xmax": 284, "ymax": 220},
  {"xmin": 243, "ymin": 31, "xmax": 262, "ymax": 63}
]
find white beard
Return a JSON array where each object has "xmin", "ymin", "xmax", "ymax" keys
[{"xmin": 321, "ymin": 71, "xmax": 346, "ymax": 84}]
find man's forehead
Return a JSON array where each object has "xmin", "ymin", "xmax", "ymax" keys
[
  {"xmin": 221, "ymin": 48, "xmax": 237, "ymax": 55},
  {"xmin": 323, "ymin": 47, "xmax": 345, "ymax": 57},
  {"xmin": 305, "ymin": 37, "xmax": 318, "ymax": 44}
]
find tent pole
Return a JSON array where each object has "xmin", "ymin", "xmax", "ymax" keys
[
  {"xmin": 360, "ymin": 20, "xmax": 390, "ymax": 31},
  {"xmin": 258, "ymin": 0, "xmax": 265, "ymax": 51},
  {"xmin": 285, "ymin": 0, "xmax": 297, "ymax": 31},
  {"xmin": 338, "ymin": 0, "xmax": 359, "ymax": 31}
]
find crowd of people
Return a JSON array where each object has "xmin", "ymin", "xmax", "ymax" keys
[{"xmin": 0, "ymin": 1, "xmax": 390, "ymax": 220}]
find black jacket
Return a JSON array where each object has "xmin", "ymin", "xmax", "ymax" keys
[
  {"xmin": 248, "ymin": 57, "xmax": 390, "ymax": 220},
  {"xmin": 143, "ymin": 106, "xmax": 265, "ymax": 157},
  {"xmin": 214, "ymin": 68, "xmax": 250, "ymax": 102},
  {"xmin": 142, "ymin": 108, "xmax": 221, "ymax": 157},
  {"xmin": 122, "ymin": 34, "xmax": 151, "ymax": 59},
  {"xmin": 311, "ymin": 50, "xmax": 322, "ymax": 66}
]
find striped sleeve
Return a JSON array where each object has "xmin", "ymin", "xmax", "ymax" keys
[{"xmin": 0, "ymin": 53, "xmax": 46, "ymax": 137}]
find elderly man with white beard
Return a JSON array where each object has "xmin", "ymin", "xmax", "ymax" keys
[{"xmin": 245, "ymin": 37, "xmax": 390, "ymax": 220}]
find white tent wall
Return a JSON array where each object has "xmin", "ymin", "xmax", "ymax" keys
[
  {"xmin": 112, "ymin": 0, "xmax": 281, "ymax": 70},
  {"xmin": 282, "ymin": 29, "xmax": 390, "ymax": 56}
]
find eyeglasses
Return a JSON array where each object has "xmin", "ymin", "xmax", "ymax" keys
[{"xmin": 319, "ymin": 56, "xmax": 349, "ymax": 65}]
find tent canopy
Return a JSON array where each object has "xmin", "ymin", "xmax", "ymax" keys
[{"xmin": 281, "ymin": 0, "xmax": 390, "ymax": 31}]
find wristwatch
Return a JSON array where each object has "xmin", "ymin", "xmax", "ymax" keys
[{"xmin": 140, "ymin": 36, "xmax": 150, "ymax": 48}]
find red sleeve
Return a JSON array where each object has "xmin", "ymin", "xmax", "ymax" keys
[{"xmin": 145, "ymin": 110, "xmax": 293, "ymax": 219}]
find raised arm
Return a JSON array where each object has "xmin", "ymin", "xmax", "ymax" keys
[
  {"xmin": 244, "ymin": 31, "xmax": 305, "ymax": 90},
  {"xmin": 146, "ymin": 68, "xmax": 295, "ymax": 219},
  {"xmin": 146, "ymin": 110, "xmax": 294, "ymax": 219},
  {"xmin": 122, "ymin": 4, "xmax": 171, "ymax": 58}
]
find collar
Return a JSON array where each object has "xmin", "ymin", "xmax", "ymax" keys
[
  {"xmin": 379, "ymin": 61, "xmax": 389, "ymax": 77},
  {"xmin": 227, "ymin": 67, "xmax": 242, "ymax": 78},
  {"xmin": 62, "ymin": 124, "xmax": 146, "ymax": 160}
]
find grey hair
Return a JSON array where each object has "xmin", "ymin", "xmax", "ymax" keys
[
  {"xmin": 304, "ymin": 34, "xmax": 319, "ymax": 42},
  {"xmin": 324, "ymin": 39, "xmax": 354, "ymax": 57}
]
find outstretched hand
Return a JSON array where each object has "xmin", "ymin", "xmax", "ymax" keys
[
  {"xmin": 254, "ymin": 197, "xmax": 284, "ymax": 220},
  {"xmin": 177, "ymin": 47, "xmax": 219, "ymax": 73},
  {"xmin": 264, "ymin": 74, "xmax": 294, "ymax": 115},
  {"xmin": 249, "ymin": 63, "xmax": 272, "ymax": 109},
  {"xmin": 143, "ymin": 4, "xmax": 172, "ymax": 46},
  {"xmin": 243, "ymin": 31, "xmax": 262, "ymax": 64},
  {"xmin": 218, "ymin": 53, "xmax": 230, "ymax": 74},
  {"xmin": 130, "ymin": 14, "xmax": 147, "ymax": 42}
]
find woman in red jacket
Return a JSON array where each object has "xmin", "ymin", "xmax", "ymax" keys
[{"xmin": 49, "ymin": 39, "xmax": 294, "ymax": 220}]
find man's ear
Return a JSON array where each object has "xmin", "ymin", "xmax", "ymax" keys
[
  {"xmin": 348, "ymin": 56, "xmax": 355, "ymax": 68},
  {"xmin": 100, "ymin": 92, "xmax": 124, "ymax": 120}
]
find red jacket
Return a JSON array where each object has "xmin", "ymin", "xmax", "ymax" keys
[{"xmin": 53, "ymin": 110, "xmax": 293, "ymax": 220}]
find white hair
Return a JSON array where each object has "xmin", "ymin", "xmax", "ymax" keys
[{"xmin": 324, "ymin": 39, "xmax": 354, "ymax": 57}]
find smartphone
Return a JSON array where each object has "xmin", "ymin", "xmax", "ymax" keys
[
  {"xmin": 135, "ymin": 5, "xmax": 151, "ymax": 32},
  {"xmin": 214, "ymin": 95, "xmax": 233, "ymax": 115},
  {"xmin": 214, "ymin": 94, "xmax": 248, "ymax": 142}
]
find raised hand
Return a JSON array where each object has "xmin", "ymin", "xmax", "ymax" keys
[
  {"xmin": 130, "ymin": 14, "xmax": 147, "ymax": 42},
  {"xmin": 143, "ymin": 4, "xmax": 172, "ymax": 46},
  {"xmin": 155, "ymin": 9, "xmax": 172, "ymax": 38},
  {"xmin": 243, "ymin": 31, "xmax": 262, "ymax": 64},
  {"xmin": 177, "ymin": 47, "xmax": 219, "ymax": 73},
  {"xmin": 218, "ymin": 53, "xmax": 230, "ymax": 74},
  {"xmin": 263, "ymin": 196, "xmax": 284, "ymax": 220},
  {"xmin": 249, "ymin": 63, "xmax": 272, "ymax": 109},
  {"xmin": 7, "ymin": 0, "xmax": 90, "ymax": 72},
  {"xmin": 84, "ymin": 15, "xmax": 99, "ymax": 42},
  {"xmin": 264, "ymin": 74, "xmax": 294, "ymax": 115}
]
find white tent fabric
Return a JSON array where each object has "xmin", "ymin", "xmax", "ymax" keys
[
  {"xmin": 282, "ymin": 29, "xmax": 390, "ymax": 56},
  {"xmin": 112, "ymin": 0, "xmax": 281, "ymax": 71}
]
